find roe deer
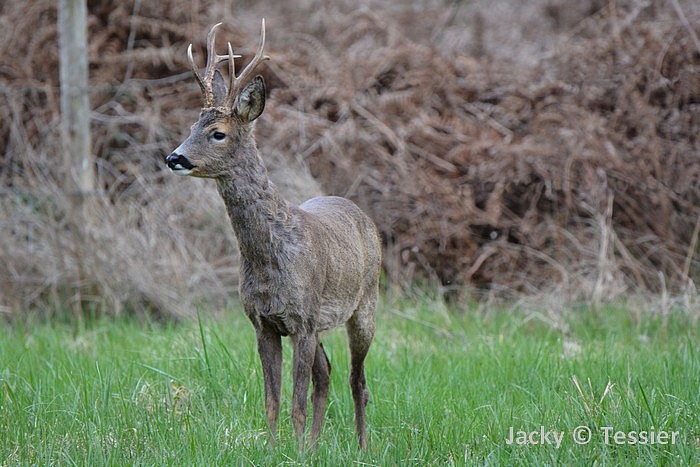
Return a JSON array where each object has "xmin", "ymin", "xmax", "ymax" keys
[{"xmin": 165, "ymin": 20, "xmax": 381, "ymax": 450}]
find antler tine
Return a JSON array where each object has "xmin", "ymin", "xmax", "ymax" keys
[
  {"xmin": 187, "ymin": 43, "xmax": 206, "ymax": 97},
  {"xmin": 227, "ymin": 41, "xmax": 236, "ymax": 98},
  {"xmin": 188, "ymin": 22, "xmax": 242, "ymax": 107},
  {"xmin": 201, "ymin": 22, "xmax": 232, "ymax": 106},
  {"xmin": 204, "ymin": 23, "xmax": 229, "ymax": 83},
  {"xmin": 225, "ymin": 18, "xmax": 270, "ymax": 108}
]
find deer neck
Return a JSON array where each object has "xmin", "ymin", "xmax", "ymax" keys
[{"xmin": 216, "ymin": 147, "xmax": 294, "ymax": 265}]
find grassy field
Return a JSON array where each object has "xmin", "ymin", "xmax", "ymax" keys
[{"xmin": 1, "ymin": 298, "xmax": 698, "ymax": 465}]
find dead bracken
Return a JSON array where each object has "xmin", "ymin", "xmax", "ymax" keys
[{"xmin": 0, "ymin": 0, "xmax": 698, "ymax": 315}]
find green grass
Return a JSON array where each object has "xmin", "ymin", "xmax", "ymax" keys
[{"xmin": 1, "ymin": 298, "xmax": 698, "ymax": 465}]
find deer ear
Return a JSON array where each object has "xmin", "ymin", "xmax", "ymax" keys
[
  {"xmin": 211, "ymin": 70, "xmax": 228, "ymax": 107},
  {"xmin": 234, "ymin": 76, "xmax": 266, "ymax": 122}
]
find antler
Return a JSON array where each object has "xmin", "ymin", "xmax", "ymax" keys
[
  {"xmin": 188, "ymin": 23, "xmax": 237, "ymax": 107},
  {"xmin": 225, "ymin": 18, "xmax": 269, "ymax": 108},
  {"xmin": 187, "ymin": 20, "xmax": 269, "ymax": 109}
]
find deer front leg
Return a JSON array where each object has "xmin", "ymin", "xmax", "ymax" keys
[
  {"xmin": 290, "ymin": 332, "xmax": 317, "ymax": 448},
  {"xmin": 256, "ymin": 325, "xmax": 282, "ymax": 443}
]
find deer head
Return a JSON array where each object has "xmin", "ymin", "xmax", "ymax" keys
[{"xmin": 166, "ymin": 20, "xmax": 269, "ymax": 178}]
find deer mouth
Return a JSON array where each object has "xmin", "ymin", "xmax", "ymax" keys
[{"xmin": 166, "ymin": 153, "xmax": 196, "ymax": 175}]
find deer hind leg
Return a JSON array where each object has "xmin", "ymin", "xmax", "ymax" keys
[
  {"xmin": 346, "ymin": 293, "xmax": 377, "ymax": 450},
  {"xmin": 309, "ymin": 341, "xmax": 331, "ymax": 446},
  {"xmin": 256, "ymin": 325, "xmax": 282, "ymax": 444},
  {"xmin": 290, "ymin": 332, "xmax": 317, "ymax": 448}
]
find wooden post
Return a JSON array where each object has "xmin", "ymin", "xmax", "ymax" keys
[
  {"xmin": 58, "ymin": 0, "xmax": 94, "ymax": 315},
  {"xmin": 58, "ymin": 0, "xmax": 94, "ymax": 197}
]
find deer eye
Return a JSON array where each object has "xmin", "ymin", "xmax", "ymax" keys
[{"xmin": 211, "ymin": 131, "xmax": 226, "ymax": 141}]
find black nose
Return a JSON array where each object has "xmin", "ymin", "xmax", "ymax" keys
[{"xmin": 166, "ymin": 153, "xmax": 195, "ymax": 171}]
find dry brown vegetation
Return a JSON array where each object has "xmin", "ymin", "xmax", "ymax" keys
[{"xmin": 1, "ymin": 0, "xmax": 698, "ymax": 317}]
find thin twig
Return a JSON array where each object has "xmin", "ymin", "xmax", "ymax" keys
[
  {"xmin": 682, "ymin": 213, "xmax": 700, "ymax": 284},
  {"xmin": 387, "ymin": 308, "xmax": 453, "ymax": 339},
  {"xmin": 669, "ymin": 0, "xmax": 700, "ymax": 55}
]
